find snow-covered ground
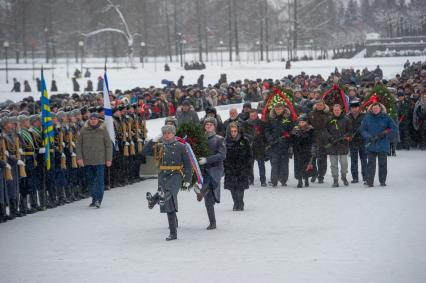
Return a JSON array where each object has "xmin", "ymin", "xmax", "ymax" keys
[
  {"xmin": 1, "ymin": 55, "xmax": 426, "ymax": 102},
  {"xmin": 0, "ymin": 104, "xmax": 426, "ymax": 283}
]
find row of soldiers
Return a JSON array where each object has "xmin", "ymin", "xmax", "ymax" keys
[{"xmin": 0, "ymin": 103, "xmax": 147, "ymax": 223}]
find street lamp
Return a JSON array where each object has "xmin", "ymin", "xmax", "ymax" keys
[
  {"xmin": 3, "ymin": 41, "xmax": 9, "ymax": 84},
  {"xmin": 219, "ymin": 40, "xmax": 224, "ymax": 67},
  {"xmin": 140, "ymin": 41, "xmax": 145, "ymax": 68},
  {"xmin": 255, "ymin": 41, "xmax": 260, "ymax": 64},
  {"xmin": 44, "ymin": 28, "xmax": 49, "ymax": 63},
  {"xmin": 78, "ymin": 40, "xmax": 84, "ymax": 74}
]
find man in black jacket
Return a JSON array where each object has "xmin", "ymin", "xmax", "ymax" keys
[{"xmin": 347, "ymin": 100, "xmax": 367, "ymax": 184}]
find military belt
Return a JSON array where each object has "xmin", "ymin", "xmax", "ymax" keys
[
  {"xmin": 159, "ymin": 165, "xmax": 183, "ymax": 172},
  {"xmin": 22, "ymin": 152, "xmax": 35, "ymax": 156}
]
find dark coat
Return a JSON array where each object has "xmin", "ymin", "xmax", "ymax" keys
[
  {"xmin": 326, "ymin": 114, "xmax": 352, "ymax": 155},
  {"xmin": 359, "ymin": 106, "xmax": 398, "ymax": 153},
  {"xmin": 241, "ymin": 118, "xmax": 267, "ymax": 160},
  {"xmin": 265, "ymin": 108, "xmax": 294, "ymax": 153},
  {"xmin": 347, "ymin": 112, "xmax": 366, "ymax": 147},
  {"xmin": 224, "ymin": 135, "xmax": 252, "ymax": 191},
  {"xmin": 290, "ymin": 125, "xmax": 314, "ymax": 179},
  {"xmin": 291, "ymin": 125, "xmax": 314, "ymax": 155},
  {"xmin": 308, "ymin": 104, "xmax": 330, "ymax": 147},
  {"xmin": 201, "ymin": 134, "xmax": 226, "ymax": 203},
  {"xmin": 175, "ymin": 109, "xmax": 200, "ymax": 125}
]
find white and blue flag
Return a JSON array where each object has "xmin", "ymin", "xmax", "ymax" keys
[{"xmin": 103, "ymin": 66, "xmax": 116, "ymax": 143}]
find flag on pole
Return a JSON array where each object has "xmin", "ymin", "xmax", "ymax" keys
[
  {"xmin": 103, "ymin": 65, "xmax": 115, "ymax": 143},
  {"xmin": 40, "ymin": 67, "xmax": 54, "ymax": 170}
]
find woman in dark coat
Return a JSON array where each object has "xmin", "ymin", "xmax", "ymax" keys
[
  {"xmin": 291, "ymin": 114, "xmax": 314, "ymax": 188},
  {"xmin": 224, "ymin": 123, "xmax": 252, "ymax": 211}
]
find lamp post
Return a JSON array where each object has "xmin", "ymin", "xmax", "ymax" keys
[
  {"xmin": 3, "ymin": 41, "xmax": 9, "ymax": 84},
  {"xmin": 255, "ymin": 41, "xmax": 260, "ymax": 64},
  {"xmin": 78, "ymin": 41, "xmax": 84, "ymax": 74},
  {"xmin": 219, "ymin": 40, "xmax": 224, "ymax": 67},
  {"xmin": 44, "ymin": 28, "xmax": 49, "ymax": 63},
  {"xmin": 140, "ymin": 41, "xmax": 145, "ymax": 68},
  {"xmin": 279, "ymin": 41, "xmax": 283, "ymax": 61}
]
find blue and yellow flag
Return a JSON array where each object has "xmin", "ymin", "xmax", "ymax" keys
[{"xmin": 40, "ymin": 68, "xmax": 54, "ymax": 170}]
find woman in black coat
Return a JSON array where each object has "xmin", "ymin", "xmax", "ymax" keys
[
  {"xmin": 291, "ymin": 114, "xmax": 314, "ymax": 188},
  {"xmin": 224, "ymin": 123, "xmax": 252, "ymax": 211}
]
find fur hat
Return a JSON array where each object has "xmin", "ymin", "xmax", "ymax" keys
[
  {"xmin": 165, "ymin": 116, "xmax": 178, "ymax": 128},
  {"xmin": 203, "ymin": 116, "xmax": 217, "ymax": 128},
  {"xmin": 161, "ymin": 124, "xmax": 176, "ymax": 135}
]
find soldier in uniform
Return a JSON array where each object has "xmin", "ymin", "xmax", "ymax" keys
[
  {"xmin": 0, "ymin": 119, "xmax": 9, "ymax": 222},
  {"xmin": 53, "ymin": 111, "xmax": 69, "ymax": 205},
  {"xmin": 196, "ymin": 117, "xmax": 226, "ymax": 230},
  {"xmin": 67, "ymin": 110, "xmax": 81, "ymax": 200},
  {"xmin": 17, "ymin": 114, "xmax": 38, "ymax": 214},
  {"xmin": 1, "ymin": 116, "xmax": 22, "ymax": 219},
  {"xmin": 112, "ymin": 106, "xmax": 126, "ymax": 187},
  {"xmin": 145, "ymin": 124, "xmax": 192, "ymax": 241},
  {"xmin": 29, "ymin": 114, "xmax": 46, "ymax": 210}
]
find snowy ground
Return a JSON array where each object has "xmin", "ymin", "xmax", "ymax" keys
[
  {"xmin": 1, "ymin": 54, "xmax": 426, "ymax": 102},
  {"xmin": 1, "ymin": 104, "xmax": 426, "ymax": 283}
]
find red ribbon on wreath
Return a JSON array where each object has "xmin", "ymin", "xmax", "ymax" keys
[
  {"xmin": 261, "ymin": 87, "xmax": 298, "ymax": 122},
  {"xmin": 321, "ymin": 84, "xmax": 349, "ymax": 113},
  {"xmin": 362, "ymin": 93, "xmax": 379, "ymax": 110}
]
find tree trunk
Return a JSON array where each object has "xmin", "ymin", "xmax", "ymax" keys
[
  {"xmin": 259, "ymin": 0, "xmax": 264, "ymax": 61},
  {"xmin": 264, "ymin": 0, "xmax": 269, "ymax": 62},
  {"xmin": 228, "ymin": 0, "xmax": 233, "ymax": 62},
  {"xmin": 21, "ymin": 0, "xmax": 27, "ymax": 63},
  {"xmin": 233, "ymin": 0, "xmax": 239, "ymax": 61},
  {"xmin": 196, "ymin": 0, "xmax": 203, "ymax": 62},
  {"xmin": 293, "ymin": 0, "xmax": 297, "ymax": 53},
  {"xmin": 165, "ymin": 0, "xmax": 173, "ymax": 62},
  {"xmin": 203, "ymin": 1, "xmax": 208, "ymax": 62},
  {"xmin": 174, "ymin": 0, "xmax": 179, "ymax": 60}
]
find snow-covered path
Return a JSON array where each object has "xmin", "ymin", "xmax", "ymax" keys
[{"xmin": 0, "ymin": 150, "xmax": 425, "ymax": 283}]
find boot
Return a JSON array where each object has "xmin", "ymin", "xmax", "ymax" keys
[
  {"xmin": 0, "ymin": 204, "xmax": 7, "ymax": 223},
  {"xmin": 341, "ymin": 175, "xmax": 349, "ymax": 186},
  {"xmin": 7, "ymin": 201, "xmax": 18, "ymax": 220},
  {"xmin": 304, "ymin": 177, "xmax": 309, "ymax": 187},
  {"xmin": 166, "ymin": 212, "xmax": 177, "ymax": 241},
  {"xmin": 19, "ymin": 195, "xmax": 28, "ymax": 216},
  {"xmin": 29, "ymin": 191, "xmax": 39, "ymax": 213},
  {"xmin": 50, "ymin": 190, "xmax": 59, "ymax": 208},
  {"xmin": 318, "ymin": 176, "xmax": 324, "ymax": 184},
  {"xmin": 206, "ymin": 204, "xmax": 216, "ymax": 230},
  {"xmin": 311, "ymin": 175, "xmax": 317, "ymax": 183},
  {"xmin": 297, "ymin": 178, "xmax": 303, "ymax": 188},
  {"xmin": 38, "ymin": 190, "xmax": 46, "ymax": 211},
  {"xmin": 64, "ymin": 187, "xmax": 72, "ymax": 203},
  {"xmin": 332, "ymin": 178, "xmax": 339, "ymax": 188},
  {"xmin": 237, "ymin": 190, "xmax": 244, "ymax": 211},
  {"xmin": 146, "ymin": 192, "xmax": 160, "ymax": 209}
]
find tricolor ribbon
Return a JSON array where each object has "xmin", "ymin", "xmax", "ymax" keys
[{"xmin": 176, "ymin": 136, "xmax": 204, "ymax": 187}]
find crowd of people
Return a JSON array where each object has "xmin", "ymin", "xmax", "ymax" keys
[{"xmin": 0, "ymin": 60, "xmax": 425, "ymax": 230}]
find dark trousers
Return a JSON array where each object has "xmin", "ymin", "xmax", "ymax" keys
[
  {"xmin": 270, "ymin": 153, "xmax": 289, "ymax": 185},
  {"xmin": 230, "ymin": 189, "xmax": 244, "ymax": 210},
  {"xmin": 398, "ymin": 123, "xmax": 410, "ymax": 149},
  {"xmin": 350, "ymin": 144, "xmax": 367, "ymax": 181},
  {"xmin": 294, "ymin": 152, "xmax": 311, "ymax": 180},
  {"xmin": 312, "ymin": 153, "xmax": 327, "ymax": 178},
  {"xmin": 250, "ymin": 159, "xmax": 266, "ymax": 184},
  {"xmin": 85, "ymin": 165, "xmax": 105, "ymax": 203},
  {"xmin": 367, "ymin": 152, "xmax": 387, "ymax": 185}
]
